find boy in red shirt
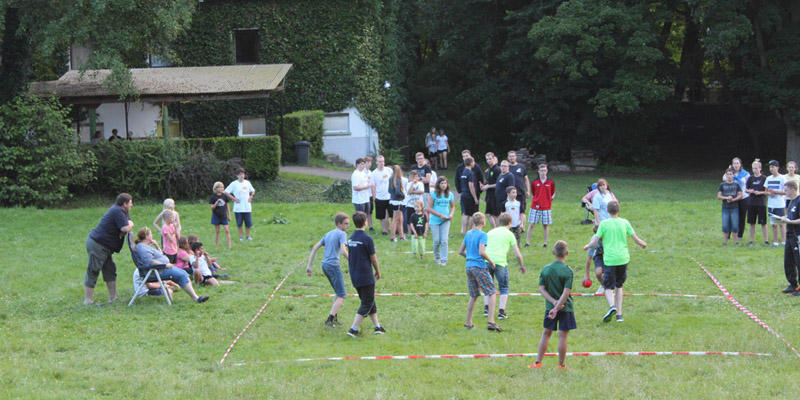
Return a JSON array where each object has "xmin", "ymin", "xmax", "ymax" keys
[{"xmin": 525, "ymin": 163, "xmax": 555, "ymax": 248}]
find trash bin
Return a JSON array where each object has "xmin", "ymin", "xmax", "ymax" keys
[{"xmin": 295, "ymin": 141, "xmax": 310, "ymax": 165}]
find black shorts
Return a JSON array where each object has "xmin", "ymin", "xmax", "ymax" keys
[
  {"xmin": 603, "ymin": 264, "xmax": 628, "ymax": 289},
  {"xmin": 389, "ymin": 203, "xmax": 404, "ymax": 213},
  {"xmin": 543, "ymin": 311, "xmax": 577, "ymax": 331},
  {"xmin": 484, "ymin": 192, "xmax": 500, "ymax": 216},
  {"xmin": 367, "ymin": 196, "xmax": 374, "ymax": 215},
  {"xmin": 375, "ymin": 199, "xmax": 390, "ymax": 220},
  {"xmin": 461, "ymin": 196, "xmax": 478, "ymax": 216},
  {"xmin": 165, "ymin": 253, "xmax": 177, "ymax": 264},
  {"xmin": 429, "ymin": 150, "xmax": 438, "ymax": 158},
  {"xmin": 356, "ymin": 284, "xmax": 377, "ymax": 316},
  {"xmin": 747, "ymin": 205, "xmax": 766, "ymax": 225}
]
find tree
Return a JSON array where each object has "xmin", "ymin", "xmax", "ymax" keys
[
  {"xmin": 0, "ymin": 95, "xmax": 96, "ymax": 207},
  {"xmin": 0, "ymin": 0, "xmax": 196, "ymax": 100}
]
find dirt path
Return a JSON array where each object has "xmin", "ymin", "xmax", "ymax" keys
[{"xmin": 280, "ymin": 166, "xmax": 351, "ymax": 180}]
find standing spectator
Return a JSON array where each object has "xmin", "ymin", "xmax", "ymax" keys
[
  {"xmin": 225, "ymin": 168, "xmax": 256, "ymax": 241},
  {"xmin": 765, "ymin": 160, "xmax": 786, "ymax": 247},
  {"xmin": 364, "ymin": 156, "xmax": 375, "ymax": 233},
  {"xmin": 592, "ymin": 179, "xmax": 616, "ymax": 226},
  {"xmin": 482, "ymin": 152, "xmax": 502, "ymax": 228},
  {"xmin": 425, "ymin": 128, "xmax": 438, "ymax": 170},
  {"xmin": 729, "ymin": 157, "xmax": 751, "ymax": 241},
  {"xmin": 508, "ymin": 150, "xmax": 531, "ymax": 230},
  {"xmin": 350, "ymin": 158, "xmax": 373, "ymax": 214},
  {"xmin": 436, "ymin": 129, "xmax": 450, "ymax": 170},
  {"xmin": 210, "ymin": 181, "xmax": 232, "ymax": 248},
  {"xmin": 745, "ymin": 159, "xmax": 769, "ymax": 245},
  {"xmin": 108, "ymin": 129, "xmax": 123, "ymax": 142},
  {"xmin": 388, "ymin": 165, "xmax": 408, "ymax": 242},
  {"xmin": 525, "ymin": 163, "xmax": 556, "ymax": 248},
  {"xmin": 784, "ymin": 161, "xmax": 800, "ymax": 199},
  {"xmin": 428, "ymin": 177, "xmax": 455, "ymax": 266},
  {"xmin": 404, "ymin": 170, "xmax": 425, "ymax": 235},
  {"xmin": 718, "ymin": 168, "xmax": 743, "ymax": 245},
  {"xmin": 459, "ymin": 157, "xmax": 480, "ymax": 234},
  {"xmin": 779, "ymin": 181, "xmax": 800, "ymax": 295},
  {"xmin": 370, "ymin": 155, "xmax": 392, "ymax": 235},
  {"xmin": 455, "ymin": 150, "xmax": 484, "ymax": 227},
  {"xmin": 411, "ymin": 152, "xmax": 433, "ymax": 210},
  {"xmin": 83, "ymin": 193, "xmax": 134, "ymax": 305},
  {"xmin": 495, "ymin": 160, "xmax": 516, "ymax": 207}
]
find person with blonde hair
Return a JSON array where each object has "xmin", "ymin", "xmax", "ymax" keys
[
  {"xmin": 133, "ymin": 227, "xmax": 209, "ymax": 303},
  {"xmin": 210, "ymin": 181, "xmax": 232, "ymax": 248}
]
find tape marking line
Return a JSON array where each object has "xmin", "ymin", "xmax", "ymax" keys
[
  {"xmin": 219, "ymin": 270, "xmax": 294, "ymax": 365},
  {"xmin": 280, "ymin": 292, "xmax": 723, "ymax": 299},
  {"xmin": 688, "ymin": 254, "xmax": 800, "ymax": 358}
]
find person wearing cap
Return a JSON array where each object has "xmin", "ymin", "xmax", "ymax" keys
[{"xmin": 765, "ymin": 160, "xmax": 787, "ymax": 247}]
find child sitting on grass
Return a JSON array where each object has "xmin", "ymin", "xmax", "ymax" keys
[
  {"xmin": 306, "ymin": 212, "xmax": 350, "ymax": 327},
  {"xmin": 529, "ymin": 240, "xmax": 575, "ymax": 370},
  {"xmin": 191, "ymin": 242, "xmax": 220, "ymax": 287},
  {"xmin": 187, "ymin": 234, "xmax": 228, "ymax": 276},
  {"xmin": 174, "ymin": 236, "xmax": 193, "ymax": 277}
]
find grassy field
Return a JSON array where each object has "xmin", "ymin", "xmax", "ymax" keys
[{"xmin": 2, "ymin": 172, "xmax": 799, "ymax": 398}]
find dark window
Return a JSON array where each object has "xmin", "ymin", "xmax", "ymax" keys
[{"xmin": 234, "ymin": 29, "xmax": 259, "ymax": 64}]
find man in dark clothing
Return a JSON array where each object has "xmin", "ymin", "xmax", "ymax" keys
[{"xmin": 84, "ymin": 193, "xmax": 134, "ymax": 305}]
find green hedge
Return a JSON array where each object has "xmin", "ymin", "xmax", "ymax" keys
[
  {"xmin": 281, "ymin": 110, "xmax": 323, "ymax": 162},
  {"xmin": 183, "ymin": 135, "xmax": 281, "ymax": 180}
]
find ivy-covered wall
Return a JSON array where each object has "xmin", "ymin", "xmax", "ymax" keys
[{"xmin": 169, "ymin": 0, "xmax": 407, "ymax": 148}]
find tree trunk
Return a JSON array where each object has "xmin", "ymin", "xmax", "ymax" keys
[{"xmin": 785, "ymin": 113, "xmax": 800, "ymax": 163}]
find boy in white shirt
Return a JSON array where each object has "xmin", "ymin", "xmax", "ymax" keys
[
  {"xmin": 766, "ymin": 160, "xmax": 787, "ymax": 246},
  {"xmin": 225, "ymin": 168, "xmax": 255, "ymax": 241},
  {"xmin": 504, "ymin": 187, "xmax": 522, "ymax": 245}
]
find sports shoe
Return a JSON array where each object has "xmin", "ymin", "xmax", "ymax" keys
[
  {"xmin": 793, "ymin": 289, "xmax": 800, "ymax": 297},
  {"xmin": 746, "ymin": 241, "xmax": 754, "ymax": 246},
  {"xmin": 497, "ymin": 311, "xmax": 508, "ymax": 319},
  {"xmin": 217, "ymin": 274, "xmax": 229, "ymax": 279},
  {"xmin": 247, "ymin": 236, "xmax": 253, "ymax": 241},
  {"xmin": 542, "ymin": 244, "xmax": 547, "ymax": 248},
  {"xmin": 347, "ymin": 328, "xmax": 360, "ymax": 337},
  {"xmin": 391, "ymin": 238, "xmax": 398, "ymax": 242},
  {"xmin": 196, "ymin": 296, "xmax": 209, "ymax": 303},
  {"xmin": 239, "ymin": 237, "xmax": 244, "ymax": 241},
  {"xmin": 369, "ymin": 227, "xmax": 375, "ymax": 233},
  {"xmin": 487, "ymin": 322, "xmax": 503, "ymax": 332},
  {"xmin": 595, "ymin": 286, "xmax": 605, "ymax": 295},
  {"xmin": 557, "ymin": 365, "xmax": 570, "ymax": 371},
  {"xmin": 616, "ymin": 314, "xmax": 624, "ymax": 322},
  {"xmin": 325, "ymin": 319, "xmax": 335, "ymax": 327},
  {"xmin": 603, "ymin": 306, "xmax": 617, "ymax": 323},
  {"xmin": 524, "ymin": 243, "xmax": 530, "ymax": 248},
  {"xmin": 483, "ymin": 306, "xmax": 489, "ymax": 317},
  {"xmin": 782, "ymin": 285, "xmax": 796, "ymax": 294},
  {"xmin": 374, "ymin": 326, "xmax": 386, "ymax": 334},
  {"xmin": 764, "ymin": 241, "xmax": 770, "ymax": 246},
  {"xmin": 772, "ymin": 242, "xmax": 779, "ymax": 247},
  {"xmin": 528, "ymin": 361, "xmax": 542, "ymax": 369}
]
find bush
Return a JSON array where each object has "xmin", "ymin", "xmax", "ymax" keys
[
  {"xmin": 184, "ymin": 135, "xmax": 280, "ymax": 180},
  {"xmin": 166, "ymin": 150, "xmax": 244, "ymax": 199},
  {"xmin": 322, "ymin": 179, "xmax": 352, "ymax": 203},
  {"xmin": 90, "ymin": 140, "xmax": 189, "ymax": 199},
  {"xmin": 0, "ymin": 95, "xmax": 96, "ymax": 207},
  {"xmin": 281, "ymin": 110, "xmax": 324, "ymax": 162}
]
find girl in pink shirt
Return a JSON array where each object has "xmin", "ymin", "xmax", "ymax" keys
[{"xmin": 161, "ymin": 210, "xmax": 178, "ymax": 263}]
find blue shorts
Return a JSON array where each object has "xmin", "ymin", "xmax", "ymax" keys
[
  {"xmin": 211, "ymin": 213, "xmax": 229, "ymax": 226},
  {"xmin": 234, "ymin": 212, "xmax": 253, "ymax": 227},
  {"xmin": 354, "ymin": 203, "xmax": 368, "ymax": 213},
  {"xmin": 322, "ymin": 263, "xmax": 346, "ymax": 298},
  {"xmin": 543, "ymin": 310, "xmax": 577, "ymax": 331},
  {"xmin": 489, "ymin": 265, "xmax": 509, "ymax": 295}
]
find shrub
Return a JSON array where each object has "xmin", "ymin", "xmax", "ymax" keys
[
  {"xmin": 165, "ymin": 149, "xmax": 228, "ymax": 199},
  {"xmin": 281, "ymin": 110, "xmax": 324, "ymax": 162},
  {"xmin": 322, "ymin": 179, "xmax": 352, "ymax": 203},
  {"xmin": 0, "ymin": 95, "xmax": 96, "ymax": 207},
  {"xmin": 184, "ymin": 135, "xmax": 280, "ymax": 180},
  {"xmin": 90, "ymin": 140, "xmax": 189, "ymax": 199}
]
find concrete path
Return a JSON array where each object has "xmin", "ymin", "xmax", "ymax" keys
[{"xmin": 280, "ymin": 165, "xmax": 351, "ymax": 180}]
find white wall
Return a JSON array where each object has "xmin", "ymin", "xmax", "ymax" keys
[
  {"xmin": 322, "ymin": 106, "xmax": 379, "ymax": 165},
  {"xmin": 78, "ymin": 102, "xmax": 162, "ymax": 142}
]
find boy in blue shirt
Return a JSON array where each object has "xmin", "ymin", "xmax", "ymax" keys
[
  {"xmin": 458, "ymin": 212, "xmax": 501, "ymax": 332},
  {"xmin": 529, "ymin": 240, "xmax": 575, "ymax": 370},
  {"xmin": 306, "ymin": 212, "xmax": 350, "ymax": 327},
  {"xmin": 345, "ymin": 212, "xmax": 385, "ymax": 337}
]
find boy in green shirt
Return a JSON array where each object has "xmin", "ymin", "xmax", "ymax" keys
[
  {"xmin": 583, "ymin": 200, "xmax": 647, "ymax": 323},
  {"xmin": 529, "ymin": 240, "xmax": 574, "ymax": 370},
  {"xmin": 483, "ymin": 212, "xmax": 526, "ymax": 319}
]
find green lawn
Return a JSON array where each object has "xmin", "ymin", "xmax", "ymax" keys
[{"xmin": 2, "ymin": 173, "xmax": 799, "ymax": 398}]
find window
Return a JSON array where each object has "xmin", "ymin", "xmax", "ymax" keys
[
  {"xmin": 323, "ymin": 113, "xmax": 350, "ymax": 135},
  {"xmin": 234, "ymin": 29, "xmax": 259, "ymax": 64},
  {"xmin": 238, "ymin": 117, "xmax": 266, "ymax": 137}
]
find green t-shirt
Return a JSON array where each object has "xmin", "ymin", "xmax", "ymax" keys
[
  {"xmin": 538, "ymin": 260, "xmax": 574, "ymax": 312},
  {"xmin": 485, "ymin": 227, "xmax": 517, "ymax": 267},
  {"xmin": 596, "ymin": 217, "xmax": 635, "ymax": 267}
]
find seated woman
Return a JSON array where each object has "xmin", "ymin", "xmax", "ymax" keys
[
  {"xmin": 133, "ymin": 227, "xmax": 209, "ymax": 303},
  {"xmin": 132, "ymin": 268, "xmax": 178, "ymax": 298}
]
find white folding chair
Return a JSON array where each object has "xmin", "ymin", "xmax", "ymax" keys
[{"xmin": 127, "ymin": 232, "xmax": 173, "ymax": 306}]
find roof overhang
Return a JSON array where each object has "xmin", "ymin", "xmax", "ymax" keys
[{"xmin": 29, "ymin": 64, "xmax": 292, "ymax": 105}]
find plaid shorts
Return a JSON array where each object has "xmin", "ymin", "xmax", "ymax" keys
[
  {"xmin": 466, "ymin": 266, "xmax": 496, "ymax": 297},
  {"xmin": 528, "ymin": 209, "xmax": 552, "ymax": 225}
]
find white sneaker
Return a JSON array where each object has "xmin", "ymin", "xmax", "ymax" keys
[{"xmin": 595, "ymin": 286, "xmax": 605, "ymax": 295}]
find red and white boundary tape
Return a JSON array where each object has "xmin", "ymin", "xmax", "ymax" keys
[
  {"xmin": 232, "ymin": 351, "xmax": 775, "ymax": 365},
  {"xmin": 280, "ymin": 292, "xmax": 722, "ymax": 299},
  {"xmin": 219, "ymin": 270, "xmax": 294, "ymax": 365},
  {"xmin": 688, "ymin": 254, "xmax": 800, "ymax": 357}
]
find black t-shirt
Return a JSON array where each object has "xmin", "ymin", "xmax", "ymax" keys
[
  {"xmin": 746, "ymin": 175, "xmax": 767, "ymax": 207},
  {"xmin": 495, "ymin": 172, "xmax": 516, "ymax": 204},
  {"xmin": 460, "ymin": 168, "xmax": 477, "ymax": 199},
  {"xmin": 348, "ymin": 230, "xmax": 376, "ymax": 288},
  {"xmin": 210, "ymin": 193, "xmax": 229, "ymax": 219},
  {"xmin": 456, "ymin": 162, "xmax": 484, "ymax": 195},
  {"xmin": 510, "ymin": 163, "xmax": 528, "ymax": 192},
  {"xmin": 410, "ymin": 213, "xmax": 428, "ymax": 235},
  {"xmin": 89, "ymin": 204, "xmax": 130, "ymax": 253},
  {"xmin": 485, "ymin": 164, "xmax": 501, "ymax": 197},
  {"xmin": 788, "ymin": 197, "xmax": 800, "ymax": 235},
  {"xmin": 412, "ymin": 164, "xmax": 433, "ymax": 192},
  {"xmin": 718, "ymin": 182, "xmax": 741, "ymax": 209}
]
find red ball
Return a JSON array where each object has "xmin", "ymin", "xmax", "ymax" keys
[{"xmin": 582, "ymin": 278, "xmax": 592, "ymax": 288}]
